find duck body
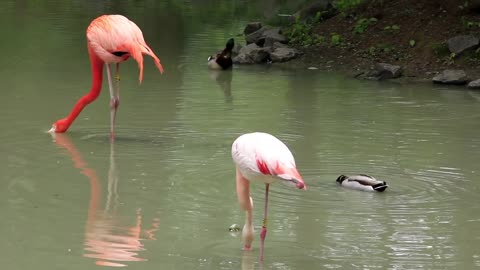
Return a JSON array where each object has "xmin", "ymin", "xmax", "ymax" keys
[
  {"xmin": 336, "ymin": 174, "xmax": 388, "ymax": 192},
  {"xmin": 208, "ymin": 38, "xmax": 234, "ymax": 70}
]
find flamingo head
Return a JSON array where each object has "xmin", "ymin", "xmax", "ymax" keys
[
  {"xmin": 278, "ymin": 175, "xmax": 307, "ymax": 190},
  {"xmin": 242, "ymin": 222, "xmax": 254, "ymax": 251},
  {"xmin": 295, "ymin": 179, "xmax": 307, "ymax": 190},
  {"xmin": 49, "ymin": 118, "xmax": 69, "ymax": 133}
]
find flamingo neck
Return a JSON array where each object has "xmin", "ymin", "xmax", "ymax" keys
[
  {"xmin": 56, "ymin": 47, "xmax": 104, "ymax": 132},
  {"xmin": 53, "ymin": 134, "xmax": 102, "ymax": 225},
  {"xmin": 236, "ymin": 168, "xmax": 254, "ymax": 250}
]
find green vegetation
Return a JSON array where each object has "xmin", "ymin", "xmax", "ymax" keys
[
  {"xmin": 361, "ymin": 43, "xmax": 400, "ymax": 59},
  {"xmin": 353, "ymin": 17, "xmax": 378, "ymax": 34},
  {"xmin": 364, "ymin": 46, "xmax": 378, "ymax": 57},
  {"xmin": 431, "ymin": 42, "xmax": 450, "ymax": 56},
  {"xmin": 458, "ymin": 1, "xmax": 470, "ymax": 11},
  {"xmin": 465, "ymin": 48, "xmax": 480, "ymax": 63},
  {"xmin": 409, "ymin": 39, "xmax": 416, "ymax": 47},
  {"xmin": 384, "ymin": 25, "xmax": 400, "ymax": 33},
  {"xmin": 378, "ymin": 43, "xmax": 395, "ymax": 53},
  {"xmin": 461, "ymin": 16, "xmax": 480, "ymax": 29},
  {"xmin": 284, "ymin": 17, "xmax": 324, "ymax": 47},
  {"xmin": 333, "ymin": 0, "xmax": 363, "ymax": 11},
  {"xmin": 459, "ymin": 48, "xmax": 480, "ymax": 65},
  {"xmin": 444, "ymin": 52, "xmax": 457, "ymax": 65},
  {"xmin": 330, "ymin": 33, "xmax": 342, "ymax": 46}
]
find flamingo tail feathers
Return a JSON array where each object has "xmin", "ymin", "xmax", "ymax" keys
[
  {"xmin": 256, "ymin": 159, "xmax": 306, "ymax": 190},
  {"xmin": 128, "ymin": 43, "xmax": 164, "ymax": 83}
]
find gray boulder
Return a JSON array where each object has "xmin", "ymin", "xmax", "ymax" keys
[
  {"xmin": 447, "ymin": 35, "xmax": 479, "ymax": 55},
  {"xmin": 295, "ymin": 0, "xmax": 337, "ymax": 21},
  {"xmin": 270, "ymin": 47, "xmax": 301, "ymax": 63},
  {"xmin": 245, "ymin": 27, "xmax": 288, "ymax": 47},
  {"xmin": 262, "ymin": 28, "xmax": 289, "ymax": 47},
  {"xmin": 232, "ymin": 44, "xmax": 242, "ymax": 57},
  {"xmin": 272, "ymin": 42, "xmax": 289, "ymax": 49},
  {"xmin": 245, "ymin": 27, "xmax": 269, "ymax": 45},
  {"xmin": 244, "ymin": 22, "xmax": 262, "ymax": 36},
  {"xmin": 232, "ymin": 43, "xmax": 271, "ymax": 64},
  {"xmin": 432, "ymin": 70, "xmax": 468, "ymax": 85},
  {"xmin": 365, "ymin": 63, "xmax": 403, "ymax": 80},
  {"xmin": 467, "ymin": 79, "xmax": 480, "ymax": 89}
]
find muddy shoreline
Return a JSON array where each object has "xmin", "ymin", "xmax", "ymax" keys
[{"xmin": 241, "ymin": 0, "xmax": 480, "ymax": 87}]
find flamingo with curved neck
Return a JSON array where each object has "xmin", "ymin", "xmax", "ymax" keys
[
  {"xmin": 231, "ymin": 132, "xmax": 306, "ymax": 260},
  {"xmin": 49, "ymin": 14, "xmax": 163, "ymax": 139}
]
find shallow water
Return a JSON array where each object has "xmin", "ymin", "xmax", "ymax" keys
[{"xmin": 1, "ymin": 1, "xmax": 480, "ymax": 269}]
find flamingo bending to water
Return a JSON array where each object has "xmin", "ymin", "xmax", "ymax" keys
[
  {"xmin": 49, "ymin": 14, "xmax": 164, "ymax": 139},
  {"xmin": 231, "ymin": 132, "xmax": 306, "ymax": 260}
]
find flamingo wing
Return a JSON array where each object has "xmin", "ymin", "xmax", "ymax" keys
[
  {"xmin": 232, "ymin": 132, "xmax": 305, "ymax": 189},
  {"xmin": 87, "ymin": 15, "xmax": 163, "ymax": 82}
]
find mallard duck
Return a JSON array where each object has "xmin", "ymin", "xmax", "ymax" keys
[
  {"xmin": 336, "ymin": 174, "xmax": 388, "ymax": 192},
  {"xmin": 207, "ymin": 38, "xmax": 234, "ymax": 70}
]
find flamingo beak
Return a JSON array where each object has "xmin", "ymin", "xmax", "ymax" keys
[
  {"xmin": 296, "ymin": 180, "xmax": 307, "ymax": 190},
  {"xmin": 48, "ymin": 125, "xmax": 56, "ymax": 133}
]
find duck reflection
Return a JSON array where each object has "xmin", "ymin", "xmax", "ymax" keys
[
  {"xmin": 209, "ymin": 69, "xmax": 233, "ymax": 103},
  {"xmin": 52, "ymin": 133, "xmax": 159, "ymax": 267}
]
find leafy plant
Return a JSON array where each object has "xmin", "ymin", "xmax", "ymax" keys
[
  {"xmin": 334, "ymin": 0, "xmax": 363, "ymax": 11},
  {"xmin": 362, "ymin": 46, "xmax": 378, "ymax": 58},
  {"xmin": 458, "ymin": 1, "xmax": 470, "ymax": 10},
  {"xmin": 409, "ymin": 39, "xmax": 416, "ymax": 47},
  {"xmin": 461, "ymin": 18, "xmax": 480, "ymax": 29},
  {"xmin": 313, "ymin": 11, "xmax": 329, "ymax": 23},
  {"xmin": 330, "ymin": 33, "xmax": 342, "ymax": 46},
  {"xmin": 384, "ymin": 25, "xmax": 400, "ymax": 32},
  {"xmin": 378, "ymin": 43, "xmax": 395, "ymax": 53},
  {"xmin": 361, "ymin": 43, "xmax": 399, "ymax": 59},
  {"xmin": 443, "ymin": 52, "xmax": 456, "ymax": 65},
  {"xmin": 353, "ymin": 17, "xmax": 378, "ymax": 34},
  {"xmin": 465, "ymin": 47, "xmax": 480, "ymax": 63},
  {"xmin": 431, "ymin": 42, "xmax": 449, "ymax": 56},
  {"xmin": 285, "ymin": 17, "xmax": 324, "ymax": 47}
]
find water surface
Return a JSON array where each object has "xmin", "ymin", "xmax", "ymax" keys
[{"xmin": 1, "ymin": 1, "xmax": 480, "ymax": 269}]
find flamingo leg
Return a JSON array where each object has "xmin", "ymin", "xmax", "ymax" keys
[
  {"xmin": 260, "ymin": 183, "xmax": 269, "ymax": 261},
  {"xmin": 106, "ymin": 64, "xmax": 119, "ymax": 140},
  {"xmin": 115, "ymin": 63, "xmax": 121, "ymax": 103}
]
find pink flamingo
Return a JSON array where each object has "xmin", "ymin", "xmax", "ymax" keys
[
  {"xmin": 53, "ymin": 133, "xmax": 160, "ymax": 267},
  {"xmin": 49, "ymin": 15, "xmax": 164, "ymax": 139},
  {"xmin": 231, "ymin": 132, "xmax": 306, "ymax": 260}
]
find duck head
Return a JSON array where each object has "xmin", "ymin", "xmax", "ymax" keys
[{"xmin": 336, "ymin": 175, "xmax": 348, "ymax": 184}]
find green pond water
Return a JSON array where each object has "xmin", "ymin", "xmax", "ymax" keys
[{"xmin": 1, "ymin": 1, "xmax": 480, "ymax": 269}]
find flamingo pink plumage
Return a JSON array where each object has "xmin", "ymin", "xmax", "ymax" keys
[
  {"xmin": 231, "ymin": 132, "xmax": 306, "ymax": 260},
  {"xmin": 49, "ymin": 14, "xmax": 163, "ymax": 139}
]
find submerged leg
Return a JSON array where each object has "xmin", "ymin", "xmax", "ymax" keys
[
  {"xmin": 236, "ymin": 168, "xmax": 254, "ymax": 251},
  {"xmin": 106, "ymin": 64, "xmax": 119, "ymax": 140},
  {"xmin": 115, "ymin": 63, "xmax": 121, "ymax": 103},
  {"xmin": 260, "ymin": 183, "xmax": 270, "ymax": 261}
]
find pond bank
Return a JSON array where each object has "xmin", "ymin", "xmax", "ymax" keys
[{"xmin": 241, "ymin": 0, "xmax": 480, "ymax": 87}]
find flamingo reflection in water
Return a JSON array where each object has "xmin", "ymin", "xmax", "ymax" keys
[{"xmin": 52, "ymin": 134, "xmax": 159, "ymax": 267}]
